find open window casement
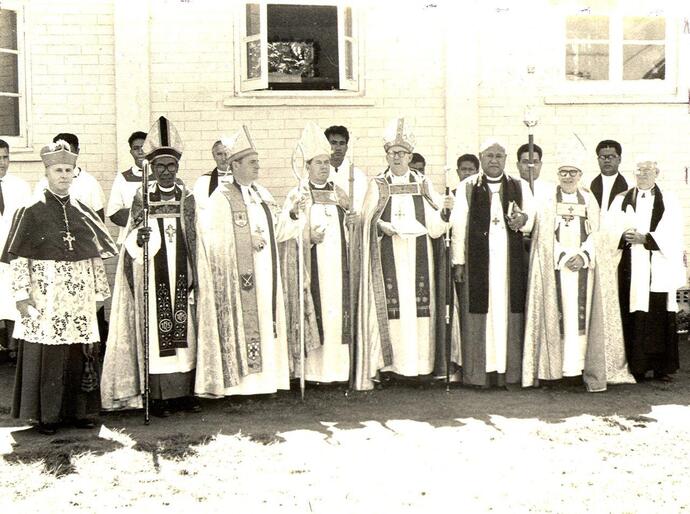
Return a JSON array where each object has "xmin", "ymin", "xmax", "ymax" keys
[
  {"xmin": 239, "ymin": 2, "xmax": 268, "ymax": 92},
  {"xmin": 337, "ymin": 5, "xmax": 358, "ymax": 91}
]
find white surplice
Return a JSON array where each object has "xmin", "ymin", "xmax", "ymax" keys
[
  {"xmin": 554, "ymin": 191, "xmax": 595, "ymax": 376},
  {"xmin": 329, "ymin": 157, "xmax": 367, "ymax": 212},
  {"xmin": 300, "ymin": 184, "xmax": 349, "ymax": 382}
]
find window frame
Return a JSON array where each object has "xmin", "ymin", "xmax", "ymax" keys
[
  {"xmin": 0, "ymin": 0, "xmax": 30, "ymax": 149},
  {"xmin": 233, "ymin": 0, "xmax": 362, "ymax": 98},
  {"xmin": 552, "ymin": 8, "xmax": 680, "ymax": 101}
]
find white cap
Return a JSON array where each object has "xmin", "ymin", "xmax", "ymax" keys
[
  {"xmin": 298, "ymin": 122, "xmax": 332, "ymax": 162},
  {"xmin": 224, "ymin": 125, "xmax": 257, "ymax": 163}
]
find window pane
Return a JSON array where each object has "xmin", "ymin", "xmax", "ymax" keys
[
  {"xmin": 345, "ymin": 40, "xmax": 353, "ymax": 80},
  {"xmin": 246, "ymin": 40, "xmax": 261, "ymax": 79},
  {"xmin": 0, "ymin": 53, "xmax": 18, "ymax": 93},
  {"xmin": 566, "ymin": 16, "xmax": 609, "ymax": 40},
  {"xmin": 566, "ymin": 43, "xmax": 609, "ymax": 80},
  {"xmin": 266, "ymin": 5, "xmax": 338, "ymax": 90},
  {"xmin": 0, "ymin": 96, "xmax": 19, "ymax": 136},
  {"xmin": 624, "ymin": 17, "xmax": 665, "ymax": 40},
  {"xmin": 0, "ymin": 10, "xmax": 18, "ymax": 50},
  {"xmin": 344, "ymin": 7, "xmax": 352, "ymax": 38},
  {"xmin": 246, "ymin": 3, "xmax": 260, "ymax": 37},
  {"xmin": 623, "ymin": 44, "xmax": 665, "ymax": 80}
]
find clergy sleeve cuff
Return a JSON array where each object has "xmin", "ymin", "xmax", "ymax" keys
[
  {"xmin": 618, "ymin": 234, "xmax": 627, "ymax": 250},
  {"xmin": 644, "ymin": 233, "xmax": 660, "ymax": 251},
  {"xmin": 579, "ymin": 250, "xmax": 591, "ymax": 268},
  {"xmin": 555, "ymin": 251, "xmax": 568, "ymax": 270}
]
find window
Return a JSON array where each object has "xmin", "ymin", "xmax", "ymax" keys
[
  {"xmin": 566, "ymin": 15, "xmax": 666, "ymax": 82},
  {"xmin": 0, "ymin": 7, "xmax": 20, "ymax": 136},
  {"xmin": 238, "ymin": 2, "xmax": 359, "ymax": 93}
]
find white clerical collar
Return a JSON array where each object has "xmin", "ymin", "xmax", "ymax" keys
[
  {"xmin": 310, "ymin": 180, "xmax": 329, "ymax": 189},
  {"xmin": 637, "ymin": 187, "xmax": 654, "ymax": 198},
  {"xmin": 217, "ymin": 167, "xmax": 232, "ymax": 176},
  {"xmin": 132, "ymin": 165, "xmax": 142, "ymax": 176},
  {"xmin": 158, "ymin": 184, "xmax": 176, "ymax": 193},
  {"xmin": 390, "ymin": 170, "xmax": 410, "ymax": 182},
  {"xmin": 484, "ymin": 173, "xmax": 504, "ymax": 184},
  {"xmin": 601, "ymin": 173, "xmax": 617, "ymax": 183}
]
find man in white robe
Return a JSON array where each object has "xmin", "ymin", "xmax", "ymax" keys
[
  {"xmin": 452, "ymin": 139, "xmax": 535, "ymax": 388},
  {"xmin": 193, "ymin": 140, "xmax": 232, "ymax": 212},
  {"xmin": 355, "ymin": 118, "xmax": 456, "ymax": 390},
  {"xmin": 283, "ymin": 122, "xmax": 354, "ymax": 384},
  {"xmin": 106, "ymin": 131, "xmax": 150, "ymax": 245},
  {"xmin": 611, "ymin": 157, "xmax": 685, "ymax": 382},
  {"xmin": 196, "ymin": 126, "xmax": 304, "ymax": 397},
  {"xmin": 325, "ymin": 125, "xmax": 367, "ymax": 212},
  {"xmin": 0, "ymin": 139, "xmax": 31, "ymax": 356}
]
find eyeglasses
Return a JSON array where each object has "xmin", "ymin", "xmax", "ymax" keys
[
  {"xmin": 483, "ymin": 153, "xmax": 505, "ymax": 161},
  {"xmin": 153, "ymin": 162, "xmax": 177, "ymax": 173},
  {"xmin": 387, "ymin": 150, "xmax": 410, "ymax": 158},
  {"xmin": 557, "ymin": 168, "xmax": 581, "ymax": 177},
  {"xmin": 597, "ymin": 154, "xmax": 619, "ymax": 161}
]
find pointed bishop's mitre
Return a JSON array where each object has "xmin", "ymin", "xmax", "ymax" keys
[
  {"xmin": 224, "ymin": 125, "xmax": 257, "ymax": 163},
  {"xmin": 556, "ymin": 134, "xmax": 588, "ymax": 172},
  {"xmin": 383, "ymin": 117, "xmax": 415, "ymax": 153},
  {"xmin": 298, "ymin": 122, "xmax": 332, "ymax": 162},
  {"xmin": 143, "ymin": 116, "xmax": 184, "ymax": 162},
  {"xmin": 40, "ymin": 139, "xmax": 78, "ymax": 168}
]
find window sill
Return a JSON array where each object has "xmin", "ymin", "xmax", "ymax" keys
[
  {"xmin": 544, "ymin": 93, "xmax": 687, "ymax": 105},
  {"xmin": 7, "ymin": 147, "xmax": 40, "ymax": 162},
  {"xmin": 223, "ymin": 94, "xmax": 375, "ymax": 107}
]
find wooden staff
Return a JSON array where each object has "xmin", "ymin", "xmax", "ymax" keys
[
  {"xmin": 443, "ymin": 167, "xmax": 454, "ymax": 392},
  {"xmin": 291, "ymin": 144, "xmax": 307, "ymax": 401},
  {"xmin": 141, "ymin": 159, "xmax": 151, "ymax": 424},
  {"xmin": 347, "ymin": 139, "xmax": 357, "ymax": 391}
]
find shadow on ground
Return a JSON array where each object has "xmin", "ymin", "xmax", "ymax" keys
[{"xmin": 2, "ymin": 341, "xmax": 689, "ymax": 475}]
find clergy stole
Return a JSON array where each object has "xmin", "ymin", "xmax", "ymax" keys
[
  {"xmin": 466, "ymin": 175, "xmax": 525, "ymax": 313},
  {"xmin": 222, "ymin": 182, "xmax": 279, "ymax": 372},
  {"xmin": 149, "ymin": 188, "xmax": 189, "ymax": 357},
  {"xmin": 554, "ymin": 188, "xmax": 589, "ymax": 336},
  {"xmin": 308, "ymin": 183, "xmax": 351, "ymax": 346},
  {"xmin": 208, "ymin": 168, "xmax": 219, "ymax": 197},
  {"xmin": 378, "ymin": 176, "xmax": 431, "ymax": 319},
  {"xmin": 618, "ymin": 186, "xmax": 664, "ymax": 313},
  {"xmin": 590, "ymin": 173, "xmax": 628, "ymax": 209}
]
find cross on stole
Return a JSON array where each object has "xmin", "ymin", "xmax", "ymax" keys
[
  {"xmin": 165, "ymin": 224, "xmax": 176, "ymax": 243},
  {"xmin": 62, "ymin": 231, "xmax": 75, "ymax": 251},
  {"xmin": 492, "ymin": 217, "xmax": 501, "ymax": 225},
  {"xmin": 563, "ymin": 205, "xmax": 575, "ymax": 227}
]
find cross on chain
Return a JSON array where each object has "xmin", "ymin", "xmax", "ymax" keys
[
  {"xmin": 62, "ymin": 231, "xmax": 75, "ymax": 251},
  {"xmin": 563, "ymin": 205, "xmax": 575, "ymax": 227},
  {"xmin": 165, "ymin": 224, "xmax": 176, "ymax": 243}
]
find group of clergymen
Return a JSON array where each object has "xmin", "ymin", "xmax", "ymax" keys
[{"xmin": 0, "ymin": 115, "xmax": 684, "ymax": 422}]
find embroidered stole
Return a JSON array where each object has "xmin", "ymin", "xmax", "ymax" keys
[
  {"xmin": 308, "ymin": 182, "xmax": 351, "ymax": 345},
  {"xmin": 554, "ymin": 188, "xmax": 589, "ymax": 336},
  {"xmin": 149, "ymin": 187, "xmax": 189, "ymax": 357},
  {"xmin": 378, "ymin": 175, "xmax": 431, "ymax": 319},
  {"xmin": 465, "ymin": 175, "xmax": 525, "ymax": 313}
]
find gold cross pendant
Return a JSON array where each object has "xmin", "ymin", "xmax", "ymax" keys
[
  {"xmin": 165, "ymin": 224, "xmax": 176, "ymax": 243},
  {"xmin": 62, "ymin": 231, "xmax": 75, "ymax": 251}
]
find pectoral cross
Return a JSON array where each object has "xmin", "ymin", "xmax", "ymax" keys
[
  {"xmin": 563, "ymin": 205, "xmax": 575, "ymax": 227},
  {"xmin": 62, "ymin": 231, "xmax": 75, "ymax": 251},
  {"xmin": 165, "ymin": 224, "xmax": 176, "ymax": 243}
]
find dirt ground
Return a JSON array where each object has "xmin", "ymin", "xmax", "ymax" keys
[{"xmin": 1, "ymin": 342, "xmax": 690, "ymax": 512}]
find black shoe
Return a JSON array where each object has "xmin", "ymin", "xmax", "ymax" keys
[
  {"xmin": 37, "ymin": 423, "xmax": 58, "ymax": 435},
  {"xmin": 74, "ymin": 418, "xmax": 97, "ymax": 429},
  {"xmin": 180, "ymin": 397, "xmax": 202, "ymax": 413},
  {"xmin": 151, "ymin": 401, "xmax": 172, "ymax": 418},
  {"xmin": 653, "ymin": 371, "xmax": 673, "ymax": 383}
]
